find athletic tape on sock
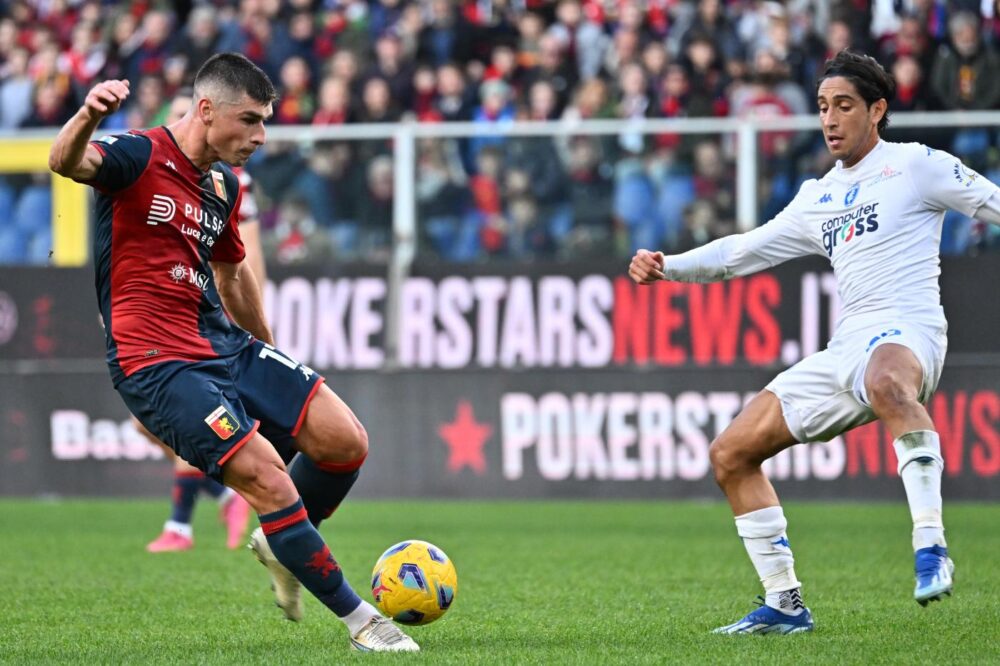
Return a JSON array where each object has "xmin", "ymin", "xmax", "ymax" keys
[
  {"xmin": 735, "ymin": 506, "xmax": 787, "ymax": 539},
  {"xmin": 893, "ymin": 430, "xmax": 943, "ymax": 475}
]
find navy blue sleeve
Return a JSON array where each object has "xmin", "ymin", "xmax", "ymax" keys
[{"xmin": 82, "ymin": 133, "xmax": 153, "ymax": 193}]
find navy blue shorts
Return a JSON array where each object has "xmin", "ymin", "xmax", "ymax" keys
[{"xmin": 117, "ymin": 340, "xmax": 325, "ymax": 481}]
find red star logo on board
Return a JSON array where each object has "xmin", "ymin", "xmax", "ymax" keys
[{"xmin": 438, "ymin": 400, "xmax": 492, "ymax": 475}]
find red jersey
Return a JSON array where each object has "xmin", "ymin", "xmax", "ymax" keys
[{"xmin": 81, "ymin": 126, "xmax": 251, "ymax": 383}]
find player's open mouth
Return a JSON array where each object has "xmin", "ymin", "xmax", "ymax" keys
[{"xmin": 827, "ymin": 136, "xmax": 843, "ymax": 148}]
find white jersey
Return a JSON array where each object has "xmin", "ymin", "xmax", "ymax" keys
[{"xmin": 664, "ymin": 140, "xmax": 1000, "ymax": 340}]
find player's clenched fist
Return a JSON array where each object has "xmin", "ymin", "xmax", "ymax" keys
[
  {"xmin": 84, "ymin": 80, "xmax": 130, "ymax": 119},
  {"xmin": 628, "ymin": 249, "xmax": 666, "ymax": 285}
]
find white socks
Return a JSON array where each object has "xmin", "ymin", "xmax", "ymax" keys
[
  {"xmin": 163, "ymin": 520, "xmax": 193, "ymax": 538},
  {"xmin": 341, "ymin": 600, "xmax": 382, "ymax": 636},
  {"xmin": 893, "ymin": 430, "xmax": 946, "ymax": 551},
  {"xmin": 735, "ymin": 506, "xmax": 803, "ymax": 615}
]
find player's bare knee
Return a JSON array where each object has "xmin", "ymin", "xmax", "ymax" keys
[
  {"xmin": 226, "ymin": 455, "xmax": 294, "ymax": 506},
  {"xmin": 867, "ymin": 370, "xmax": 918, "ymax": 415},
  {"xmin": 306, "ymin": 416, "xmax": 368, "ymax": 464},
  {"xmin": 709, "ymin": 437, "xmax": 748, "ymax": 485}
]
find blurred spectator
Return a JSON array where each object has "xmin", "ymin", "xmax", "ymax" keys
[
  {"xmin": 21, "ymin": 78, "xmax": 73, "ymax": 127},
  {"xmin": 749, "ymin": 49, "xmax": 810, "ymax": 115},
  {"xmin": 563, "ymin": 136, "xmax": 614, "ymax": 257},
  {"xmin": 879, "ymin": 15, "xmax": 934, "ymax": 73},
  {"xmin": 434, "ymin": 63, "xmax": 474, "ymax": 122},
  {"xmin": 287, "ymin": 11, "xmax": 321, "ymax": 75},
  {"xmin": 673, "ymin": 199, "xmax": 727, "ymax": 253},
  {"xmin": 616, "ymin": 61, "xmax": 651, "ymax": 120},
  {"xmin": 673, "ymin": 0, "xmax": 744, "ymax": 64},
  {"xmin": 483, "ymin": 42, "xmax": 523, "ymax": 92},
  {"xmin": 419, "ymin": 0, "xmax": 473, "ymax": 67},
  {"xmin": 175, "ymin": 6, "xmax": 221, "ymax": 75},
  {"xmin": 603, "ymin": 27, "xmax": 641, "ymax": 81},
  {"xmin": 691, "ymin": 140, "xmax": 736, "ymax": 230},
  {"xmin": 126, "ymin": 9, "xmax": 175, "ymax": 83},
  {"xmin": 641, "ymin": 40, "xmax": 669, "ymax": 86},
  {"xmin": 417, "ymin": 137, "xmax": 474, "ymax": 260},
  {"xmin": 365, "ymin": 31, "xmax": 414, "ymax": 110},
  {"xmin": 101, "ymin": 10, "xmax": 141, "ymax": 82},
  {"xmin": 329, "ymin": 50, "xmax": 362, "ymax": 96},
  {"xmin": 522, "ymin": 33, "xmax": 578, "ymax": 114},
  {"xmin": 824, "ymin": 18, "xmax": 854, "ymax": 59},
  {"xmin": 313, "ymin": 76, "xmax": 353, "ymax": 125},
  {"xmin": 270, "ymin": 196, "xmax": 329, "ymax": 264},
  {"xmin": 614, "ymin": 0, "xmax": 660, "ymax": 45},
  {"xmin": 614, "ymin": 61, "xmax": 651, "ymax": 155},
  {"xmin": 358, "ymin": 76, "xmax": 400, "ymax": 123},
  {"xmin": 129, "ymin": 75, "xmax": 167, "ymax": 128},
  {"xmin": 356, "ymin": 154, "xmax": 395, "ymax": 259},
  {"xmin": 930, "ymin": 11, "xmax": 1000, "ymax": 110},
  {"xmin": 930, "ymin": 11, "xmax": 1000, "ymax": 159},
  {"xmin": 0, "ymin": 46, "xmax": 33, "ymax": 128},
  {"xmin": 468, "ymin": 78, "xmax": 516, "ymax": 167},
  {"xmin": 525, "ymin": 79, "xmax": 559, "ymax": 120},
  {"xmin": 516, "ymin": 11, "xmax": 546, "ymax": 70},
  {"xmin": 275, "ymin": 56, "xmax": 315, "ymax": 125},
  {"xmin": 62, "ymin": 21, "xmax": 105, "ymax": 88},
  {"xmin": 561, "ymin": 77, "xmax": 615, "ymax": 122},
  {"xmin": 889, "ymin": 55, "xmax": 929, "ymax": 113},
  {"xmin": 683, "ymin": 35, "xmax": 730, "ymax": 116},
  {"xmin": 506, "ymin": 195, "xmax": 554, "ymax": 258},
  {"xmin": 411, "ymin": 65, "xmax": 437, "ymax": 120},
  {"xmin": 470, "ymin": 146, "xmax": 506, "ymax": 256},
  {"xmin": 547, "ymin": 0, "xmax": 608, "ymax": 81}
]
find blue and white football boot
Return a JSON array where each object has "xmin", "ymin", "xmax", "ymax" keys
[
  {"xmin": 713, "ymin": 597, "xmax": 814, "ymax": 635},
  {"xmin": 914, "ymin": 545, "xmax": 954, "ymax": 606}
]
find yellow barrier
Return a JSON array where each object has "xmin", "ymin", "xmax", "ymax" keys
[{"xmin": 0, "ymin": 139, "xmax": 88, "ymax": 266}]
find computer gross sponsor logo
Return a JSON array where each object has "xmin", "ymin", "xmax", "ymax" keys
[{"xmin": 821, "ymin": 201, "xmax": 880, "ymax": 257}]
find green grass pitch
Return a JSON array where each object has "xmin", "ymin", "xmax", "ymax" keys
[{"xmin": 2, "ymin": 499, "xmax": 999, "ymax": 664}]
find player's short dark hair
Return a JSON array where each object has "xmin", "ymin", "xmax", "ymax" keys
[
  {"xmin": 817, "ymin": 50, "xmax": 896, "ymax": 134},
  {"xmin": 194, "ymin": 53, "xmax": 277, "ymax": 105}
]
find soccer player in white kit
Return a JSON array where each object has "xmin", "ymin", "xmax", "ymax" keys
[{"xmin": 629, "ymin": 51, "xmax": 1000, "ymax": 634}]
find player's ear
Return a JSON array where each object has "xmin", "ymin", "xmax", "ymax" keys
[
  {"xmin": 871, "ymin": 98, "xmax": 887, "ymax": 127},
  {"xmin": 197, "ymin": 97, "xmax": 214, "ymax": 125}
]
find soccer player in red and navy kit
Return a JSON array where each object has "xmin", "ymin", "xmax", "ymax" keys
[
  {"xmin": 49, "ymin": 53, "xmax": 418, "ymax": 653},
  {"xmin": 142, "ymin": 89, "xmax": 255, "ymax": 554}
]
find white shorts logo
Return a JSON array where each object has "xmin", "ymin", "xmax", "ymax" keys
[{"xmin": 147, "ymin": 194, "xmax": 176, "ymax": 225}]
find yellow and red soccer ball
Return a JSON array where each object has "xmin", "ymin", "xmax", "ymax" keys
[{"xmin": 370, "ymin": 540, "xmax": 457, "ymax": 625}]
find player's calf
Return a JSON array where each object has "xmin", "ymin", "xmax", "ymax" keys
[
  {"xmin": 289, "ymin": 453, "xmax": 365, "ymax": 527},
  {"xmin": 291, "ymin": 384, "xmax": 370, "ymax": 527}
]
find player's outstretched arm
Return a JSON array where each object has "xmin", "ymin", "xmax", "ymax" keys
[
  {"xmin": 48, "ymin": 79, "xmax": 130, "ymax": 181},
  {"xmin": 628, "ymin": 208, "xmax": 818, "ymax": 285},
  {"xmin": 211, "ymin": 259, "xmax": 274, "ymax": 346}
]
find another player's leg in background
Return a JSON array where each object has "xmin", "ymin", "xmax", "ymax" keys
[
  {"xmin": 137, "ymin": 417, "xmax": 251, "ymax": 551},
  {"xmin": 864, "ymin": 343, "xmax": 953, "ymax": 605},
  {"xmin": 225, "ymin": 429, "xmax": 418, "ymax": 652},
  {"xmin": 708, "ymin": 391, "xmax": 813, "ymax": 634},
  {"xmin": 199, "ymin": 465, "xmax": 253, "ymax": 550}
]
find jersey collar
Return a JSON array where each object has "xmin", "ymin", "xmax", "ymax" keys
[{"xmin": 836, "ymin": 139, "xmax": 885, "ymax": 174}]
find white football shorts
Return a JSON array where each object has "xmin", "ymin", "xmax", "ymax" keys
[{"xmin": 766, "ymin": 321, "xmax": 947, "ymax": 442}]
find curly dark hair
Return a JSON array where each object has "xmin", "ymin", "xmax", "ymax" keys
[{"xmin": 817, "ymin": 50, "xmax": 896, "ymax": 135}]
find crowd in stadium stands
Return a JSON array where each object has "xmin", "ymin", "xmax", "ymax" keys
[{"xmin": 2, "ymin": 0, "xmax": 1000, "ymax": 264}]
